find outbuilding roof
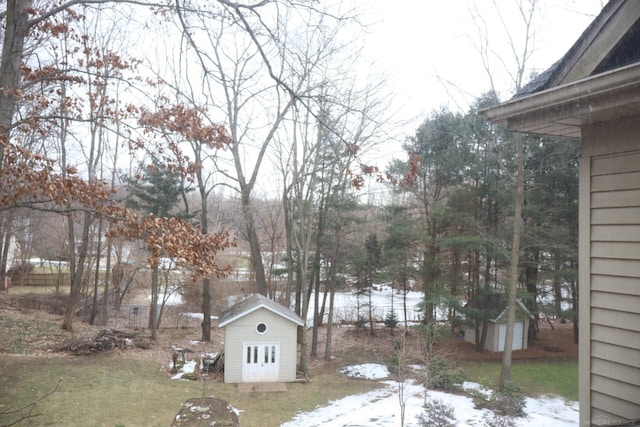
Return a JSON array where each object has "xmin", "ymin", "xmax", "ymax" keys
[
  {"xmin": 465, "ymin": 293, "xmax": 534, "ymax": 323},
  {"xmin": 217, "ymin": 293, "xmax": 304, "ymax": 328}
]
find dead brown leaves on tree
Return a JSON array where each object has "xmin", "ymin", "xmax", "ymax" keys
[
  {"xmin": 107, "ymin": 214, "xmax": 236, "ymax": 281},
  {"xmin": 0, "ymin": 143, "xmax": 114, "ymax": 212},
  {"xmin": 139, "ymin": 103, "xmax": 232, "ymax": 149}
]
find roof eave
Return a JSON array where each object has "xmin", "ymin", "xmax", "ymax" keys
[
  {"xmin": 218, "ymin": 303, "xmax": 304, "ymax": 328},
  {"xmin": 480, "ymin": 63, "xmax": 640, "ymax": 136}
]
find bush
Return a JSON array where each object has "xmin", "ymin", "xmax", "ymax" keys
[
  {"xmin": 467, "ymin": 386, "xmax": 491, "ymax": 408},
  {"xmin": 428, "ymin": 356, "xmax": 467, "ymax": 390},
  {"xmin": 387, "ymin": 352, "xmax": 399, "ymax": 374},
  {"xmin": 491, "ymin": 382, "xmax": 526, "ymax": 417},
  {"xmin": 417, "ymin": 398, "xmax": 456, "ymax": 427},
  {"xmin": 384, "ymin": 310, "xmax": 398, "ymax": 329},
  {"xmin": 354, "ymin": 316, "xmax": 368, "ymax": 329},
  {"xmin": 481, "ymin": 411, "xmax": 516, "ymax": 427},
  {"xmin": 386, "ymin": 341, "xmax": 406, "ymax": 375},
  {"xmin": 413, "ymin": 323, "xmax": 452, "ymax": 346}
]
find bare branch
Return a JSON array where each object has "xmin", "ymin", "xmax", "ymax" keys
[{"xmin": 0, "ymin": 378, "xmax": 62, "ymax": 427}]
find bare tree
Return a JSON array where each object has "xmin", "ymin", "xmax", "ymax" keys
[
  {"xmin": 468, "ymin": 0, "xmax": 538, "ymax": 389},
  {"xmin": 169, "ymin": 0, "xmax": 363, "ymax": 298}
]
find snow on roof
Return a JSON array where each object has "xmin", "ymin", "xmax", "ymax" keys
[{"xmin": 217, "ymin": 293, "xmax": 304, "ymax": 328}]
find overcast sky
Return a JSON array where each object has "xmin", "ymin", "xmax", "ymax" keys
[{"xmin": 357, "ymin": 0, "xmax": 606, "ymax": 137}]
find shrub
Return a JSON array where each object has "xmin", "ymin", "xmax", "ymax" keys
[
  {"xmin": 481, "ymin": 411, "xmax": 516, "ymax": 427},
  {"xmin": 413, "ymin": 323, "xmax": 452, "ymax": 346},
  {"xmin": 417, "ymin": 398, "xmax": 456, "ymax": 427},
  {"xmin": 386, "ymin": 341, "xmax": 406, "ymax": 375},
  {"xmin": 387, "ymin": 352, "xmax": 399, "ymax": 374},
  {"xmin": 467, "ymin": 386, "xmax": 491, "ymax": 408},
  {"xmin": 492, "ymin": 382, "xmax": 526, "ymax": 417},
  {"xmin": 384, "ymin": 310, "xmax": 398, "ymax": 329},
  {"xmin": 354, "ymin": 316, "xmax": 368, "ymax": 329},
  {"xmin": 428, "ymin": 356, "xmax": 467, "ymax": 390}
]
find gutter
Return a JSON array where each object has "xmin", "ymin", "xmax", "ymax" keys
[{"xmin": 480, "ymin": 62, "xmax": 640, "ymax": 125}]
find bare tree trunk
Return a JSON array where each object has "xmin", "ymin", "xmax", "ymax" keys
[
  {"xmin": 241, "ymin": 193, "xmax": 268, "ymax": 296},
  {"xmin": 194, "ymin": 145, "xmax": 213, "ymax": 342},
  {"xmin": 101, "ymin": 237, "xmax": 112, "ymax": 325},
  {"xmin": 62, "ymin": 212, "xmax": 92, "ymax": 331},
  {"xmin": 500, "ymin": 132, "xmax": 524, "ymax": 389},
  {"xmin": 149, "ymin": 266, "xmax": 159, "ymax": 340},
  {"xmin": 90, "ymin": 218, "xmax": 104, "ymax": 325},
  {"xmin": 311, "ymin": 269, "xmax": 321, "ymax": 357},
  {"xmin": 0, "ymin": 0, "xmax": 31, "ymax": 167},
  {"xmin": 201, "ymin": 278, "xmax": 212, "ymax": 341},
  {"xmin": 283, "ymin": 189, "xmax": 294, "ymax": 306},
  {"xmin": 324, "ymin": 274, "xmax": 336, "ymax": 361},
  {"xmin": 0, "ymin": 215, "xmax": 13, "ymax": 284},
  {"xmin": 368, "ymin": 276, "xmax": 374, "ymax": 336},
  {"xmin": 571, "ymin": 274, "xmax": 579, "ymax": 343}
]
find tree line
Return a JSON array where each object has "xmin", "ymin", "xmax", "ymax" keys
[{"xmin": 0, "ymin": 1, "xmax": 580, "ymax": 376}]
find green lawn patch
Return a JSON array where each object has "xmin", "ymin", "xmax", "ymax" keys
[
  {"xmin": 0, "ymin": 354, "xmax": 380, "ymax": 427},
  {"xmin": 462, "ymin": 360, "xmax": 579, "ymax": 401}
]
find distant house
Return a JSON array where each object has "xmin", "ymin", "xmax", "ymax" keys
[
  {"xmin": 481, "ymin": 0, "xmax": 640, "ymax": 424},
  {"xmin": 463, "ymin": 295, "xmax": 533, "ymax": 352},
  {"xmin": 218, "ymin": 293, "xmax": 303, "ymax": 384}
]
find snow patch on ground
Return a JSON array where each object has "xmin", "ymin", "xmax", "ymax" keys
[
  {"xmin": 171, "ymin": 360, "xmax": 197, "ymax": 380},
  {"xmin": 282, "ymin": 363, "xmax": 579, "ymax": 427},
  {"xmin": 339, "ymin": 363, "xmax": 390, "ymax": 380},
  {"xmin": 180, "ymin": 312, "xmax": 218, "ymax": 320}
]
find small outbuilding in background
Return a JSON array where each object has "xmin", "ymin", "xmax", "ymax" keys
[
  {"xmin": 218, "ymin": 293, "xmax": 303, "ymax": 384},
  {"xmin": 462, "ymin": 294, "xmax": 534, "ymax": 352}
]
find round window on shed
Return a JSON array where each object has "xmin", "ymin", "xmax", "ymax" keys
[{"xmin": 256, "ymin": 322, "xmax": 268, "ymax": 334}]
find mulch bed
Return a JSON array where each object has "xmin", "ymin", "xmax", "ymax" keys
[{"xmin": 444, "ymin": 319, "xmax": 578, "ymax": 362}]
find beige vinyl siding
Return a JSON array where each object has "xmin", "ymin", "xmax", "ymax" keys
[
  {"xmin": 586, "ymin": 146, "xmax": 640, "ymax": 423},
  {"xmin": 223, "ymin": 308, "xmax": 298, "ymax": 383}
]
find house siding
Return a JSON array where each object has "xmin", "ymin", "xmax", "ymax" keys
[
  {"xmin": 223, "ymin": 307, "xmax": 298, "ymax": 383},
  {"xmin": 581, "ymin": 118, "xmax": 640, "ymax": 425}
]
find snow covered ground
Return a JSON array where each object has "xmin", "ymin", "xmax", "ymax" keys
[
  {"xmin": 223, "ymin": 284, "xmax": 427, "ymax": 325},
  {"xmin": 173, "ymin": 287, "xmax": 578, "ymax": 426},
  {"xmin": 306, "ymin": 285, "xmax": 425, "ymax": 325},
  {"xmin": 281, "ymin": 363, "xmax": 579, "ymax": 427},
  {"xmin": 171, "ymin": 360, "xmax": 578, "ymax": 426}
]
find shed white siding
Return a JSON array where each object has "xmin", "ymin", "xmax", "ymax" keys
[
  {"xmin": 463, "ymin": 319, "xmax": 529, "ymax": 352},
  {"xmin": 223, "ymin": 307, "xmax": 299, "ymax": 383},
  {"xmin": 581, "ymin": 118, "xmax": 640, "ymax": 423}
]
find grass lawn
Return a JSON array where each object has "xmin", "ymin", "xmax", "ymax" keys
[
  {"xmin": 462, "ymin": 359, "xmax": 579, "ymax": 401},
  {"xmin": 0, "ymin": 354, "xmax": 380, "ymax": 427}
]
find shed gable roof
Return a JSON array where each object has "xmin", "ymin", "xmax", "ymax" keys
[
  {"xmin": 482, "ymin": 0, "xmax": 640, "ymax": 137},
  {"xmin": 218, "ymin": 293, "xmax": 304, "ymax": 328},
  {"xmin": 466, "ymin": 294, "xmax": 533, "ymax": 323}
]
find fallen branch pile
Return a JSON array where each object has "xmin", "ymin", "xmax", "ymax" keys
[{"xmin": 56, "ymin": 329, "xmax": 149, "ymax": 354}]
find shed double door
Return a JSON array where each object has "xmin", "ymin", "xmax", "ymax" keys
[
  {"xmin": 242, "ymin": 343, "xmax": 280, "ymax": 382},
  {"xmin": 498, "ymin": 321, "xmax": 524, "ymax": 351}
]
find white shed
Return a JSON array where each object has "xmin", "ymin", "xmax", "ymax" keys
[
  {"xmin": 218, "ymin": 294, "xmax": 303, "ymax": 384},
  {"xmin": 463, "ymin": 296, "xmax": 534, "ymax": 352}
]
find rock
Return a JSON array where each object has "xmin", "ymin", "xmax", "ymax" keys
[{"xmin": 172, "ymin": 398, "xmax": 239, "ymax": 426}]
